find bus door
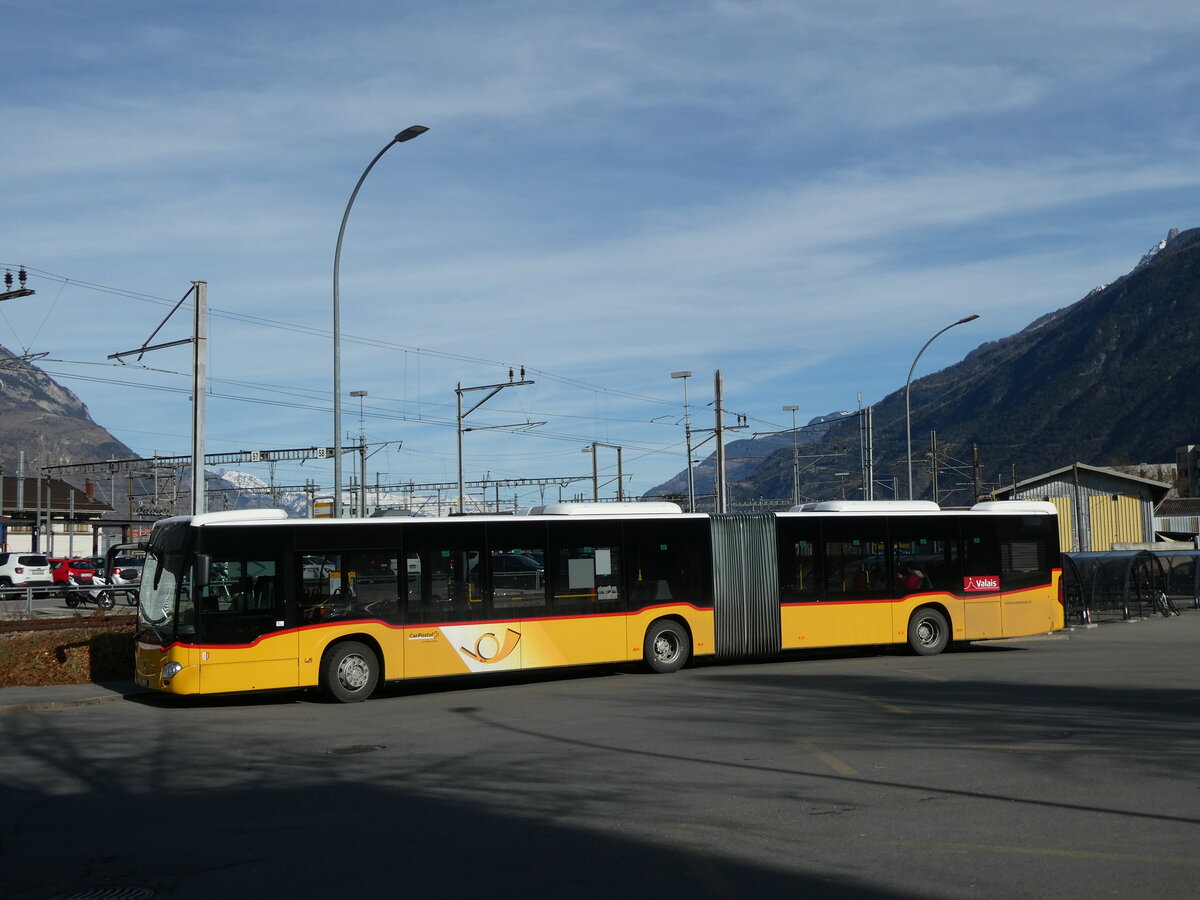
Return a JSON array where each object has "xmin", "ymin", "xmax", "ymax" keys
[
  {"xmin": 196, "ymin": 555, "xmax": 299, "ymax": 693},
  {"xmin": 402, "ymin": 523, "xmax": 491, "ymax": 677},
  {"xmin": 819, "ymin": 519, "xmax": 892, "ymax": 645}
]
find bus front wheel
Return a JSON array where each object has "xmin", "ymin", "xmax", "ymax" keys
[
  {"xmin": 644, "ymin": 619, "xmax": 691, "ymax": 674},
  {"xmin": 907, "ymin": 607, "xmax": 949, "ymax": 656},
  {"xmin": 322, "ymin": 641, "xmax": 379, "ymax": 703}
]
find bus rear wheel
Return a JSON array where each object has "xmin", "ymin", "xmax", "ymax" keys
[
  {"xmin": 322, "ymin": 641, "xmax": 379, "ymax": 703},
  {"xmin": 907, "ymin": 607, "xmax": 949, "ymax": 656},
  {"xmin": 644, "ymin": 619, "xmax": 690, "ymax": 674}
]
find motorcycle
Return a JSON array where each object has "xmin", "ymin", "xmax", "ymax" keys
[
  {"xmin": 64, "ymin": 574, "xmax": 115, "ymax": 610},
  {"xmin": 64, "ymin": 571, "xmax": 139, "ymax": 610}
]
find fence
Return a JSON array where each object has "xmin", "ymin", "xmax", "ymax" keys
[{"xmin": 1062, "ymin": 549, "xmax": 1200, "ymax": 623}]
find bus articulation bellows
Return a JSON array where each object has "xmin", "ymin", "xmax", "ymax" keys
[{"xmin": 133, "ymin": 499, "xmax": 1063, "ymax": 702}]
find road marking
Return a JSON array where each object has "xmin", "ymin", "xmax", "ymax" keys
[
  {"xmin": 859, "ymin": 695, "xmax": 911, "ymax": 714},
  {"xmin": 840, "ymin": 834, "xmax": 1195, "ymax": 865},
  {"xmin": 898, "ymin": 667, "xmax": 947, "ymax": 681},
  {"xmin": 796, "ymin": 740, "xmax": 857, "ymax": 775}
]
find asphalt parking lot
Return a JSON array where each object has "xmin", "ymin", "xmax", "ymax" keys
[{"xmin": 2, "ymin": 613, "xmax": 1198, "ymax": 899}]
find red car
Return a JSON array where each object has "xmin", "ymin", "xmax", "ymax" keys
[{"xmin": 49, "ymin": 558, "xmax": 96, "ymax": 586}]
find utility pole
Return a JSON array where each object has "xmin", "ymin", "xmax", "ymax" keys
[
  {"xmin": 191, "ymin": 281, "xmax": 207, "ymax": 516},
  {"xmin": 455, "ymin": 368, "xmax": 542, "ymax": 514},
  {"xmin": 109, "ymin": 280, "xmax": 208, "ymax": 516},
  {"xmin": 583, "ymin": 442, "xmax": 624, "ymax": 501},
  {"xmin": 972, "ymin": 443, "xmax": 983, "ymax": 503},
  {"xmin": 863, "ymin": 405, "xmax": 874, "ymax": 501},
  {"xmin": 930, "ymin": 431, "xmax": 939, "ymax": 505},
  {"xmin": 714, "ymin": 370, "xmax": 727, "ymax": 514}
]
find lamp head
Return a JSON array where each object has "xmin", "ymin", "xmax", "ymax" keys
[
  {"xmin": 395, "ymin": 125, "xmax": 429, "ymax": 142},
  {"xmin": 671, "ymin": 371, "xmax": 692, "ymax": 379}
]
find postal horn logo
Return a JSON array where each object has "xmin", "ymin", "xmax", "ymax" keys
[{"xmin": 460, "ymin": 628, "xmax": 522, "ymax": 664}]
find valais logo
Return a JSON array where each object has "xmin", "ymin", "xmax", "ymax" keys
[{"xmin": 964, "ymin": 575, "xmax": 1000, "ymax": 592}]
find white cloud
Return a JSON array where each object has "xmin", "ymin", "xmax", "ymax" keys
[{"xmin": 3, "ymin": 1, "xmax": 1199, "ymax": 496}]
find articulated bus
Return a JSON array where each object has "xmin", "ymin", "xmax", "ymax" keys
[{"xmin": 133, "ymin": 499, "xmax": 1063, "ymax": 702}]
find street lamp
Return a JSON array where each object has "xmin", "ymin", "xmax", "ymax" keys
[
  {"xmin": 905, "ymin": 314, "xmax": 979, "ymax": 499},
  {"xmin": 671, "ymin": 371, "xmax": 695, "ymax": 512},
  {"xmin": 782, "ymin": 405, "xmax": 799, "ymax": 507},
  {"xmin": 332, "ymin": 125, "xmax": 428, "ymax": 518}
]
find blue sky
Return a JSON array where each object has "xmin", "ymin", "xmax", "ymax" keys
[{"xmin": 3, "ymin": 1, "xmax": 1199, "ymax": 504}]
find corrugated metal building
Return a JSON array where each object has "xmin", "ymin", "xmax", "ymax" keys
[
  {"xmin": 992, "ymin": 463, "xmax": 1170, "ymax": 552},
  {"xmin": 1155, "ymin": 497, "xmax": 1200, "ymax": 543}
]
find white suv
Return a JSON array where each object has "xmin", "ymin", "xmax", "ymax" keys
[{"xmin": 0, "ymin": 552, "xmax": 53, "ymax": 588}]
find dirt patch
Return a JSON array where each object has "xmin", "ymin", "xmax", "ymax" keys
[{"xmin": 0, "ymin": 620, "xmax": 136, "ymax": 687}]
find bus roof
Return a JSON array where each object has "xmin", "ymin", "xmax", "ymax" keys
[
  {"xmin": 791, "ymin": 500, "xmax": 941, "ymax": 513},
  {"xmin": 532, "ymin": 501, "xmax": 684, "ymax": 516},
  {"xmin": 786, "ymin": 499, "xmax": 1058, "ymax": 516}
]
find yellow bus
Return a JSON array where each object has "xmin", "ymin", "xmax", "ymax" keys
[{"xmin": 133, "ymin": 499, "xmax": 1063, "ymax": 702}]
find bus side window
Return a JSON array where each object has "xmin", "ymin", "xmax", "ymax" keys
[
  {"xmin": 824, "ymin": 539, "xmax": 888, "ymax": 597},
  {"xmin": 404, "ymin": 547, "xmax": 484, "ymax": 623},
  {"xmin": 552, "ymin": 545, "xmax": 621, "ymax": 613},
  {"xmin": 490, "ymin": 547, "xmax": 547, "ymax": 613},
  {"xmin": 780, "ymin": 540, "xmax": 817, "ymax": 602}
]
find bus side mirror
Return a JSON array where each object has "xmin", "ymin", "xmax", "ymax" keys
[{"xmin": 194, "ymin": 554, "xmax": 211, "ymax": 589}]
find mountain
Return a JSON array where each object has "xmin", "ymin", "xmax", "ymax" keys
[
  {"xmin": 651, "ymin": 227, "xmax": 1200, "ymax": 505},
  {"xmin": 0, "ymin": 347, "xmax": 250, "ymax": 519},
  {"xmin": 0, "ymin": 348, "xmax": 141, "ymax": 512}
]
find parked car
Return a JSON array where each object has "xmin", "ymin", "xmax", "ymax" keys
[
  {"xmin": 49, "ymin": 558, "xmax": 97, "ymax": 587},
  {"xmin": 108, "ymin": 555, "xmax": 144, "ymax": 584},
  {"xmin": 0, "ymin": 552, "xmax": 53, "ymax": 589},
  {"xmin": 79, "ymin": 556, "xmax": 108, "ymax": 575}
]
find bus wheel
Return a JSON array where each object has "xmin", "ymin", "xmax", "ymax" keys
[
  {"xmin": 322, "ymin": 641, "xmax": 379, "ymax": 703},
  {"xmin": 907, "ymin": 608, "xmax": 949, "ymax": 656},
  {"xmin": 644, "ymin": 619, "xmax": 690, "ymax": 674}
]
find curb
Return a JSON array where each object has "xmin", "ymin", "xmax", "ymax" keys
[{"xmin": 0, "ymin": 682, "xmax": 146, "ymax": 715}]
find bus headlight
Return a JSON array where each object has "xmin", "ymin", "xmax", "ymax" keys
[{"xmin": 162, "ymin": 662, "xmax": 183, "ymax": 679}]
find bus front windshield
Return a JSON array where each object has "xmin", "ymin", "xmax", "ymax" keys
[{"xmin": 138, "ymin": 521, "xmax": 192, "ymax": 641}]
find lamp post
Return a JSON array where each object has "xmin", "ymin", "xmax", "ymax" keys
[
  {"xmin": 332, "ymin": 125, "xmax": 428, "ymax": 518},
  {"xmin": 905, "ymin": 314, "xmax": 979, "ymax": 499},
  {"xmin": 835, "ymin": 472, "xmax": 851, "ymax": 500},
  {"xmin": 782, "ymin": 404, "xmax": 799, "ymax": 507},
  {"xmin": 671, "ymin": 371, "xmax": 695, "ymax": 512}
]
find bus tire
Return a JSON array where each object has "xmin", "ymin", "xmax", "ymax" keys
[
  {"xmin": 907, "ymin": 607, "xmax": 949, "ymax": 656},
  {"xmin": 644, "ymin": 619, "xmax": 690, "ymax": 674},
  {"xmin": 321, "ymin": 641, "xmax": 379, "ymax": 703}
]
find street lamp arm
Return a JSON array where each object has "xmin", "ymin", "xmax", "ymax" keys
[
  {"xmin": 905, "ymin": 313, "xmax": 979, "ymax": 500},
  {"xmin": 332, "ymin": 125, "xmax": 428, "ymax": 518}
]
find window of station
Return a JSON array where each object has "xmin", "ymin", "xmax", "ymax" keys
[{"xmin": 822, "ymin": 520, "xmax": 888, "ymax": 598}]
